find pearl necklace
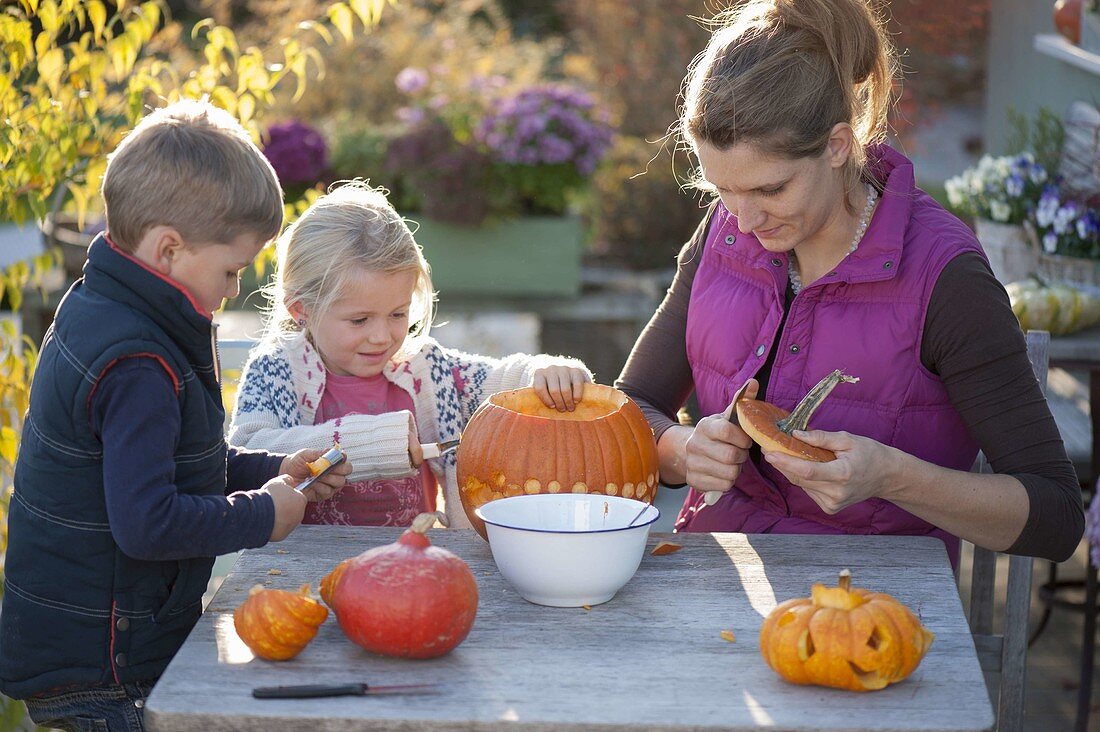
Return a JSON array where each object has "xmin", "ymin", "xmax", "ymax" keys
[{"xmin": 788, "ymin": 182, "xmax": 879, "ymax": 294}]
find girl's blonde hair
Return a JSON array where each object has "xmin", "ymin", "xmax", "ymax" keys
[
  {"xmin": 680, "ymin": 0, "xmax": 897, "ymax": 208},
  {"xmin": 263, "ymin": 181, "xmax": 435, "ymax": 359}
]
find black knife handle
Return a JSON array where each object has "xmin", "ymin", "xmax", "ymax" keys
[{"xmin": 253, "ymin": 683, "xmax": 364, "ymax": 699}]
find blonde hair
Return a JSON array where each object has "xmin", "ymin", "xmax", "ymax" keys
[
  {"xmin": 102, "ymin": 99, "xmax": 284, "ymax": 252},
  {"xmin": 680, "ymin": 0, "xmax": 896, "ymax": 205},
  {"xmin": 264, "ymin": 181, "xmax": 435, "ymax": 359}
]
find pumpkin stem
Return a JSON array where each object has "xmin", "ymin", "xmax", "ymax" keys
[
  {"xmin": 411, "ymin": 511, "xmax": 447, "ymax": 534},
  {"xmin": 777, "ymin": 370, "xmax": 859, "ymax": 434},
  {"xmin": 839, "ymin": 569, "xmax": 852, "ymax": 592}
]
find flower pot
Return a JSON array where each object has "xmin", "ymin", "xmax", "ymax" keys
[
  {"xmin": 1082, "ymin": 3, "xmax": 1100, "ymax": 55},
  {"xmin": 1024, "ymin": 221, "xmax": 1100, "ymax": 288},
  {"xmin": 408, "ymin": 214, "xmax": 583, "ymax": 298},
  {"xmin": 974, "ymin": 218, "xmax": 1038, "ymax": 284},
  {"xmin": 41, "ymin": 212, "xmax": 98, "ymax": 281}
]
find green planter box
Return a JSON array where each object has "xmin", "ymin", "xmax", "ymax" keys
[{"xmin": 407, "ymin": 215, "xmax": 582, "ymax": 298}]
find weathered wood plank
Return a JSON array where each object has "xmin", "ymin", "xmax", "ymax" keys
[{"xmin": 146, "ymin": 529, "xmax": 994, "ymax": 732}]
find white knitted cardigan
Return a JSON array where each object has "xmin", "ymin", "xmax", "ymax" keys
[{"xmin": 228, "ymin": 332, "xmax": 591, "ymax": 529}]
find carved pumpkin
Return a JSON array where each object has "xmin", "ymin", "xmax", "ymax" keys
[
  {"xmin": 320, "ymin": 557, "xmax": 351, "ymax": 608},
  {"xmin": 457, "ymin": 383, "xmax": 659, "ymax": 537},
  {"xmin": 333, "ymin": 512, "xmax": 479, "ymax": 659},
  {"xmin": 737, "ymin": 370, "xmax": 858, "ymax": 462},
  {"xmin": 233, "ymin": 583, "xmax": 328, "ymax": 661},
  {"xmin": 760, "ymin": 570, "xmax": 934, "ymax": 692}
]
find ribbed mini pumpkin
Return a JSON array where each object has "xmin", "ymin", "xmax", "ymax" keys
[
  {"xmin": 456, "ymin": 383, "xmax": 659, "ymax": 537},
  {"xmin": 759, "ymin": 570, "xmax": 935, "ymax": 692},
  {"xmin": 233, "ymin": 584, "xmax": 328, "ymax": 661}
]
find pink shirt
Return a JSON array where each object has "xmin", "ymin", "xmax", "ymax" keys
[{"xmin": 305, "ymin": 371, "xmax": 437, "ymax": 526}]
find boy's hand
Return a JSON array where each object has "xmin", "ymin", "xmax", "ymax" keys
[
  {"xmin": 280, "ymin": 449, "xmax": 351, "ymax": 502},
  {"xmin": 263, "ymin": 475, "xmax": 308, "ymax": 541},
  {"xmin": 531, "ymin": 364, "xmax": 592, "ymax": 412}
]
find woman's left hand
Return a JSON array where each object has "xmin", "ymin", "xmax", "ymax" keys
[
  {"xmin": 280, "ymin": 448, "xmax": 352, "ymax": 502},
  {"xmin": 762, "ymin": 429, "xmax": 899, "ymax": 514},
  {"xmin": 531, "ymin": 365, "xmax": 592, "ymax": 411}
]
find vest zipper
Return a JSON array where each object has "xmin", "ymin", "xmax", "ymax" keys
[{"xmin": 210, "ymin": 322, "xmax": 221, "ymax": 385}]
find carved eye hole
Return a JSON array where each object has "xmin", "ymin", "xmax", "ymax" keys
[
  {"xmin": 777, "ymin": 611, "xmax": 797, "ymax": 628},
  {"xmin": 866, "ymin": 626, "xmax": 887, "ymax": 651},
  {"xmin": 797, "ymin": 629, "xmax": 816, "ymax": 661}
]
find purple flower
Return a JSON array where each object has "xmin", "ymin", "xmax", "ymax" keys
[
  {"xmin": 262, "ymin": 120, "xmax": 328, "ymax": 187},
  {"xmin": 396, "ymin": 106, "xmax": 426, "ymax": 126},
  {"xmin": 395, "ymin": 67, "xmax": 429, "ymax": 96},
  {"xmin": 475, "ymin": 84, "xmax": 614, "ymax": 174},
  {"xmin": 1005, "ymin": 175, "xmax": 1024, "ymax": 198}
]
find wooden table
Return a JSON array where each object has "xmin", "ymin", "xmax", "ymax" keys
[{"xmin": 145, "ymin": 527, "xmax": 994, "ymax": 732}]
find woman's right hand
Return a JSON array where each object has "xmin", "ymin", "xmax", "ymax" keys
[
  {"xmin": 682, "ymin": 379, "xmax": 759, "ymax": 496},
  {"xmin": 684, "ymin": 413, "xmax": 754, "ymax": 495}
]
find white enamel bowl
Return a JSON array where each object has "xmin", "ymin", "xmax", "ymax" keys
[{"xmin": 475, "ymin": 493, "xmax": 660, "ymax": 608}]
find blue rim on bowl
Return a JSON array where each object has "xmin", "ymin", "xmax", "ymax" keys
[{"xmin": 475, "ymin": 495, "xmax": 661, "ymax": 535}]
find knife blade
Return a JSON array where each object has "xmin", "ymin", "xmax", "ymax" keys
[
  {"xmin": 703, "ymin": 379, "xmax": 755, "ymax": 507},
  {"xmin": 294, "ymin": 445, "xmax": 348, "ymax": 495},
  {"xmin": 420, "ymin": 438, "xmax": 460, "ymax": 460},
  {"xmin": 252, "ymin": 683, "xmax": 440, "ymax": 699}
]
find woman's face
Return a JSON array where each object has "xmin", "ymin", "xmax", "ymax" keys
[{"xmin": 695, "ymin": 138, "xmax": 848, "ymax": 253}]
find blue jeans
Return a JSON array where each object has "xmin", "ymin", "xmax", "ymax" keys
[{"xmin": 24, "ymin": 680, "xmax": 155, "ymax": 732}]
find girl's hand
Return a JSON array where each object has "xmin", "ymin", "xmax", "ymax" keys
[
  {"xmin": 280, "ymin": 448, "xmax": 351, "ymax": 502},
  {"xmin": 406, "ymin": 411, "xmax": 424, "ymax": 468},
  {"xmin": 532, "ymin": 364, "xmax": 592, "ymax": 411},
  {"xmin": 762, "ymin": 430, "xmax": 898, "ymax": 514}
]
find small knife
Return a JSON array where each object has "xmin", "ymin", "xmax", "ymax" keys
[
  {"xmin": 420, "ymin": 438, "xmax": 460, "ymax": 460},
  {"xmin": 252, "ymin": 683, "xmax": 440, "ymax": 699},
  {"xmin": 703, "ymin": 380, "xmax": 754, "ymax": 507}
]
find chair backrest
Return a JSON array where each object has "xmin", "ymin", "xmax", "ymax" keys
[{"xmin": 968, "ymin": 329, "xmax": 1049, "ymax": 732}]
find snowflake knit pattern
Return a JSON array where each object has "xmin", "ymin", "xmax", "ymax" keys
[{"xmin": 229, "ymin": 332, "xmax": 590, "ymax": 529}]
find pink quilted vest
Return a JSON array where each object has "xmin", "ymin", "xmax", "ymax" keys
[{"xmin": 677, "ymin": 145, "xmax": 985, "ymax": 566}]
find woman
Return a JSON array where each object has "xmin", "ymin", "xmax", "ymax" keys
[{"xmin": 617, "ymin": 0, "xmax": 1082, "ymax": 566}]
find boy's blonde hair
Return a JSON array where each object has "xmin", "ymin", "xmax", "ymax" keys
[
  {"xmin": 102, "ymin": 99, "xmax": 284, "ymax": 252},
  {"xmin": 264, "ymin": 181, "xmax": 435, "ymax": 358}
]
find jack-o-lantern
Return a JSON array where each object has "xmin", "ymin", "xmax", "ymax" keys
[
  {"xmin": 759, "ymin": 570, "xmax": 934, "ymax": 692},
  {"xmin": 457, "ymin": 383, "xmax": 659, "ymax": 537}
]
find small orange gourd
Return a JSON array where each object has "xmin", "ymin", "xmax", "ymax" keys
[
  {"xmin": 233, "ymin": 583, "xmax": 328, "ymax": 661},
  {"xmin": 759, "ymin": 570, "xmax": 934, "ymax": 692}
]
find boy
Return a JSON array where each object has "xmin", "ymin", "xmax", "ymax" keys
[{"xmin": 0, "ymin": 100, "xmax": 349, "ymax": 730}]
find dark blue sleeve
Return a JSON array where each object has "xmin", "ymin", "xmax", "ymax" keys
[
  {"xmin": 90, "ymin": 358, "xmax": 275, "ymax": 561},
  {"xmin": 226, "ymin": 445, "xmax": 284, "ymax": 494}
]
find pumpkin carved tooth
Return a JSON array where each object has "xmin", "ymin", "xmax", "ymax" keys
[
  {"xmin": 760, "ymin": 569, "xmax": 934, "ymax": 692},
  {"xmin": 737, "ymin": 370, "xmax": 858, "ymax": 462}
]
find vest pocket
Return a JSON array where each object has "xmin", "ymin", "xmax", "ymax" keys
[{"xmin": 152, "ymin": 559, "xmax": 211, "ymax": 624}]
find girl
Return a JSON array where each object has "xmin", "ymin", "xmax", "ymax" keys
[{"xmin": 230, "ymin": 182, "xmax": 591, "ymax": 529}]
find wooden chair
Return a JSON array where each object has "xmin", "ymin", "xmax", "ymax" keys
[{"xmin": 967, "ymin": 329, "xmax": 1049, "ymax": 732}]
